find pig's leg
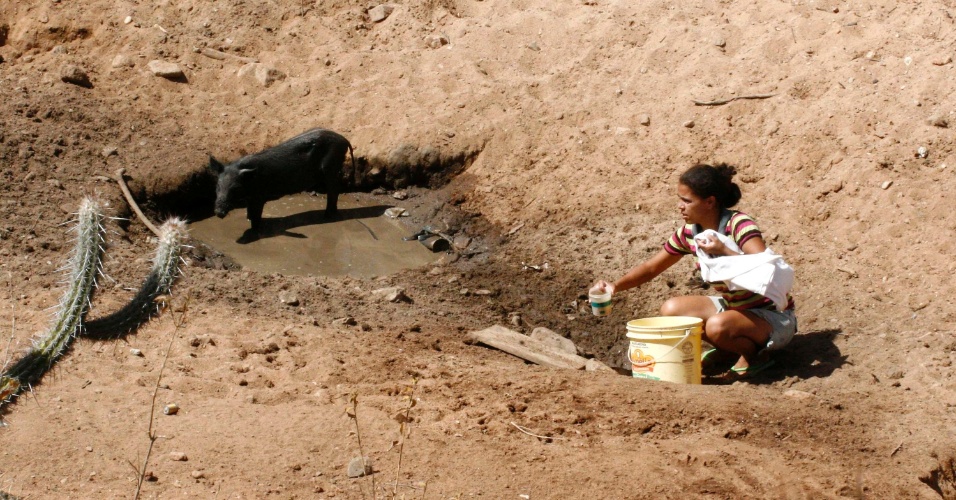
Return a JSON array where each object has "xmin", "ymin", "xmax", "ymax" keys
[
  {"xmin": 320, "ymin": 152, "xmax": 342, "ymax": 218},
  {"xmin": 247, "ymin": 201, "xmax": 265, "ymax": 233}
]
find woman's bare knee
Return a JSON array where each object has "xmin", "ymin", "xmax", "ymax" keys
[{"xmin": 660, "ymin": 298, "xmax": 683, "ymax": 316}]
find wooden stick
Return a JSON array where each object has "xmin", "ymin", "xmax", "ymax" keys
[
  {"xmin": 113, "ymin": 168, "xmax": 162, "ymax": 237},
  {"xmin": 693, "ymin": 93, "xmax": 776, "ymax": 106},
  {"xmin": 510, "ymin": 422, "xmax": 566, "ymax": 440}
]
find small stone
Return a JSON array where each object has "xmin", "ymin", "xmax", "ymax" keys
[
  {"xmin": 392, "ymin": 191, "xmax": 408, "ymax": 200},
  {"xmin": 453, "ymin": 235, "xmax": 471, "ymax": 249},
  {"xmin": 425, "ymin": 34, "xmax": 450, "ymax": 49},
  {"xmin": 47, "ymin": 179, "xmax": 63, "ymax": 189},
  {"xmin": 347, "ymin": 457, "xmax": 373, "ymax": 478},
  {"xmin": 527, "ymin": 41, "xmax": 540, "ymax": 51},
  {"xmin": 368, "ymin": 5, "xmax": 394, "ymax": 23},
  {"xmin": 916, "ymin": 146, "xmax": 928, "ymax": 159},
  {"xmin": 683, "ymin": 120, "xmax": 695, "ymax": 128},
  {"xmin": 784, "ymin": 389, "xmax": 814, "ymax": 400},
  {"xmin": 932, "ymin": 55, "xmax": 952, "ymax": 66},
  {"xmin": 111, "ymin": 54, "xmax": 133, "ymax": 68},
  {"xmin": 332, "ymin": 316, "xmax": 357, "ymax": 327},
  {"xmin": 147, "ymin": 60, "xmax": 185, "ymax": 79},
  {"xmin": 929, "ymin": 116, "xmax": 949, "ymax": 128},
  {"xmin": 130, "ymin": 348, "xmax": 144, "ymax": 357},
  {"xmin": 124, "ymin": 15, "xmax": 133, "ymax": 24},
  {"xmin": 60, "ymin": 65, "xmax": 93, "ymax": 88},
  {"xmin": 86, "ymin": 446, "xmax": 93, "ymax": 452},
  {"xmin": 237, "ymin": 63, "xmax": 285, "ymax": 86},
  {"xmin": 191, "ymin": 470, "xmax": 205, "ymax": 479},
  {"xmin": 163, "ymin": 403, "xmax": 179, "ymax": 415},
  {"xmin": 102, "ymin": 147, "xmax": 118, "ymax": 157},
  {"xmin": 585, "ymin": 359, "xmax": 614, "ymax": 372},
  {"xmin": 638, "ymin": 114, "xmax": 651, "ymax": 126},
  {"xmin": 279, "ymin": 291, "xmax": 299, "ymax": 307},
  {"xmin": 880, "ymin": 180, "xmax": 892, "ymax": 190},
  {"xmin": 169, "ymin": 452, "xmax": 188, "ymax": 462},
  {"xmin": 713, "ymin": 37, "xmax": 726, "ymax": 48}
]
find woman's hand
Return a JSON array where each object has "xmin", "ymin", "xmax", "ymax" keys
[
  {"xmin": 590, "ymin": 280, "xmax": 615, "ymax": 298},
  {"xmin": 695, "ymin": 234, "xmax": 738, "ymax": 257}
]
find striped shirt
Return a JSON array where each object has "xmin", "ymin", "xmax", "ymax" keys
[{"xmin": 663, "ymin": 211, "xmax": 795, "ymax": 311}]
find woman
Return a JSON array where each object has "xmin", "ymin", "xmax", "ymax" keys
[{"xmin": 591, "ymin": 163, "xmax": 796, "ymax": 377}]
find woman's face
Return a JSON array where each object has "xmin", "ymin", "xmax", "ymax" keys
[{"xmin": 677, "ymin": 183, "xmax": 716, "ymax": 225}]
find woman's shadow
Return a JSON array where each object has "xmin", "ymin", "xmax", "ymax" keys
[
  {"xmin": 705, "ymin": 328, "xmax": 847, "ymax": 385},
  {"xmin": 236, "ymin": 205, "xmax": 392, "ymax": 244}
]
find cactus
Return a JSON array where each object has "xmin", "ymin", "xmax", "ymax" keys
[
  {"xmin": 82, "ymin": 218, "xmax": 188, "ymax": 339},
  {"xmin": 0, "ymin": 200, "xmax": 188, "ymax": 416},
  {"xmin": 0, "ymin": 198, "xmax": 105, "ymax": 409}
]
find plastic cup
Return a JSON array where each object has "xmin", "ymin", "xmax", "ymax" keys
[{"xmin": 589, "ymin": 289, "xmax": 613, "ymax": 316}]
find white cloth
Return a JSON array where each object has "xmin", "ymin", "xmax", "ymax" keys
[{"xmin": 694, "ymin": 229, "xmax": 794, "ymax": 311}]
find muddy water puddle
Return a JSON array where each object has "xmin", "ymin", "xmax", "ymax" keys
[{"xmin": 188, "ymin": 193, "xmax": 439, "ymax": 277}]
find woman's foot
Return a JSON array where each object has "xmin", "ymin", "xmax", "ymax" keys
[
  {"xmin": 701, "ymin": 348, "xmax": 737, "ymax": 377},
  {"xmin": 727, "ymin": 351, "xmax": 775, "ymax": 379}
]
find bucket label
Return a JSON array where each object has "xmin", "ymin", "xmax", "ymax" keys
[{"xmin": 629, "ymin": 346, "xmax": 656, "ymax": 373}]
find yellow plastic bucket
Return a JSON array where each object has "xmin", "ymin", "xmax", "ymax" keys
[{"xmin": 626, "ymin": 316, "xmax": 703, "ymax": 384}]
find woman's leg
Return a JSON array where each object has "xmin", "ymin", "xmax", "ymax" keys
[
  {"xmin": 704, "ymin": 310, "xmax": 773, "ymax": 369},
  {"xmin": 659, "ymin": 295, "xmax": 718, "ymax": 320}
]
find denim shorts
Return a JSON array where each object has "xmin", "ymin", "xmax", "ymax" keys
[{"xmin": 708, "ymin": 297, "xmax": 798, "ymax": 352}]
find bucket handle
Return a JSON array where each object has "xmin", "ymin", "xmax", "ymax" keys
[{"xmin": 635, "ymin": 329, "xmax": 693, "ymax": 361}]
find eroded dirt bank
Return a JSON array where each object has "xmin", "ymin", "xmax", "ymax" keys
[{"xmin": 1, "ymin": 1, "xmax": 956, "ymax": 498}]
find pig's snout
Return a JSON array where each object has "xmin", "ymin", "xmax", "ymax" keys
[{"xmin": 215, "ymin": 210, "xmax": 227, "ymax": 218}]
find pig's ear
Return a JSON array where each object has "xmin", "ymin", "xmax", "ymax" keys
[{"xmin": 208, "ymin": 156, "xmax": 224, "ymax": 174}]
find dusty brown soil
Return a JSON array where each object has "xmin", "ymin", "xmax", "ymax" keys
[{"xmin": 3, "ymin": 1, "xmax": 956, "ymax": 498}]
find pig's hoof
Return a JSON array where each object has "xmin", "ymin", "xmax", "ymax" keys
[{"xmin": 237, "ymin": 229, "xmax": 261, "ymax": 244}]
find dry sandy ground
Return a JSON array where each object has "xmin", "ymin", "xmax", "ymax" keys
[{"xmin": 2, "ymin": 0, "xmax": 956, "ymax": 498}]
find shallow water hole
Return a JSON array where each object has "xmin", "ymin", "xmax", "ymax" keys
[{"xmin": 187, "ymin": 192, "xmax": 441, "ymax": 277}]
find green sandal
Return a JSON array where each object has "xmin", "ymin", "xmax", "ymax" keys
[
  {"xmin": 701, "ymin": 348, "xmax": 736, "ymax": 377},
  {"xmin": 729, "ymin": 358, "xmax": 776, "ymax": 378}
]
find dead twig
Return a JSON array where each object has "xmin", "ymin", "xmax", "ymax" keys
[
  {"xmin": 133, "ymin": 294, "xmax": 189, "ymax": 500},
  {"xmin": 693, "ymin": 93, "xmax": 776, "ymax": 106},
  {"xmin": 510, "ymin": 422, "xmax": 566, "ymax": 441},
  {"xmin": 113, "ymin": 168, "xmax": 161, "ymax": 237},
  {"xmin": 890, "ymin": 441, "xmax": 903, "ymax": 457}
]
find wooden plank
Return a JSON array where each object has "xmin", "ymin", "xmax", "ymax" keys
[{"xmin": 468, "ymin": 325, "xmax": 588, "ymax": 370}]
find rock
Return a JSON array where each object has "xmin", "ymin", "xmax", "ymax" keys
[
  {"xmin": 279, "ymin": 291, "xmax": 299, "ymax": 307},
  {"xmin": 783, "ymin": 389, "xmax": 814, "ymax": 400},
  {"xmin": 60, "ymin": 65, "xmax": 93, "ymax": 88},
  {"xmin": 713, "ymin": 37, "xmax": 726, "ymax": 48},
  {"xmin": 682, "ymin": 120, "xmax": 695, "ymax": 128},
  {"xmin": 111, "ymin": 54, "xmax": 133, "ymax": 68},
  {"xmin": 102, "ymin": 146, "xmax": 118, "ymax": 157},
  {"xmin": 130, "ymin": 348, "xmax": 144, "ymax": 357},
  {"xmin": 638, "ymin": 114, "xmax": 651, "ymax": 126},
  {"xmin": 585, "ymin": 358, "xmax": 614, "ymax": 372},
  {"xmin": 392, "ymin": 190, "xmax": 408, "ymax": 200},
  {"xmin": 332, "ymin": 316, "xmax": 357, "ymax": 327},
  {"xmin": 372, "ymin": 286, "xmax": 411, "ymax": 303},
  {"xmin": 916, "ymin": 146, "xmax": 929, "ymax": 159},
  {"xmin": 368, "ymin": 4, "xmax": 394, "ymax": 22},
  {"xmin": 384, "ymin": 207, "xmax": 407, "ymax": 218},
  {"xmin": 881, "ymin": 180, "xmax": 892, "ymax": 190},
  {"xmin": 124, "ymin": 15, "xmax": 133, "ymax": 24},
  {"xmin": 453, "ymin": 235, "xmax": 471, "ymax": 250},
  {"xmin": 47, "ymin": 179, "xmax": 63, "ymax": 189},
  {"xmin": 347, "ymin": 457, "xmax": 373, "ymax": 478},
  {"xmin": 530, "ymin": 327, "xmax": 577, "ymax": 355},
  {"xmin": 932, "ymin": 55, "xmax": 953, "ymax": 66},
  {"xmin": 238, "ymin": 63, "xmax": 286, "ymax": 87},
  {"xmin": 169, "ymin": 452, "xmax": 188, "ymax": 462},
  {"xmin": 147, "ymin": 60, "xmax": 185, "ymax": 79},
  {"xmin": 191, "ymin": 470, "xmax": 205, "ymax": 479},
  {"xmin": 928, "ymin": 116, "xmax": 949, "ymax": 128},
  {"xmin": 425, "ymin": 34, "xmax": 450, "ymax": 49}
]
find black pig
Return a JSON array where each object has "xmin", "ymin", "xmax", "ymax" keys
[{"xmin": 209, "ymin": 128, "xmax": 354, "ymax": 235}]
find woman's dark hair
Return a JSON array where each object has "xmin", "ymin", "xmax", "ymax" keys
[{"xmin": 679, "ymin": 163, "xmax": 742, "ymax": 208}]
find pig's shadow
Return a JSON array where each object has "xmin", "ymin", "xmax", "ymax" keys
[{"xmin": 236, "ymin": 205, "xmax": 392, "ymax": 244}]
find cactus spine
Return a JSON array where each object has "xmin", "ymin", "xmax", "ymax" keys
[
  {"xmin": 82, "ymin": 218, "xmax": 188, "ymax": 339},
  {"xmin": 0, "ymin": 198, "xmax": 105, "ymax": 408}
]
